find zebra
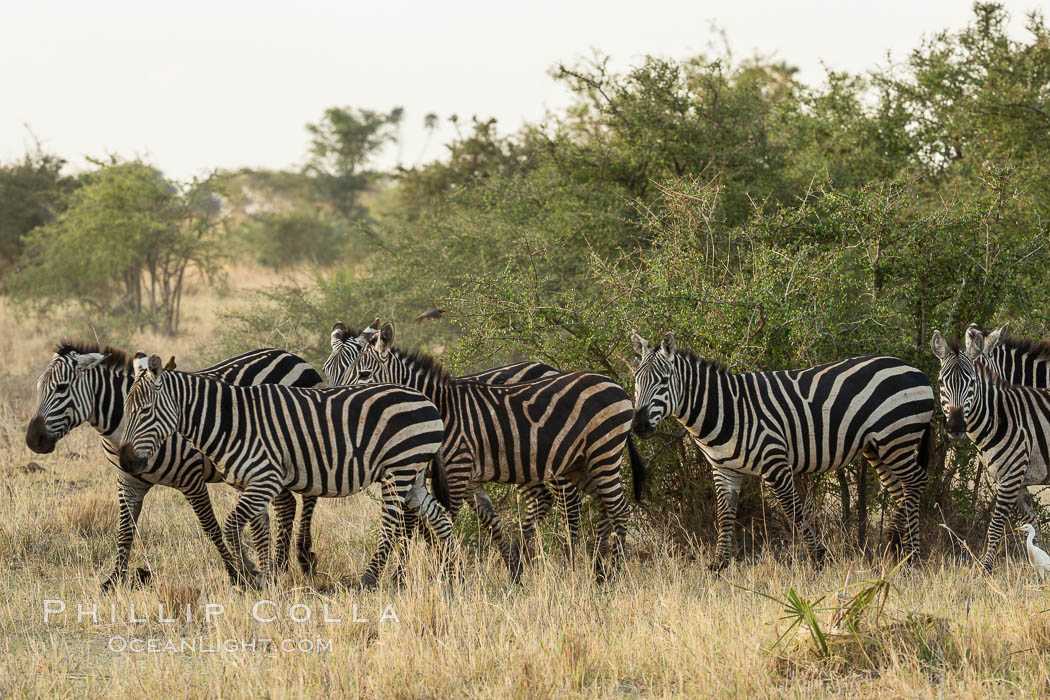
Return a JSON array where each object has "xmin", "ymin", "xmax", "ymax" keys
[
  {"xmin": 931, "ymin": 327, "xmax": 1050, "ymax": 571},
  {"xmin": 324, "ymin": 321, "xmax": 584, "ymax": 566},
  {"xmin": 966, "ymin": 322, "xmax": 1050, "ymax": 542},
  {"xmin": 118, "ymin": 353, "xmax": 457, "ymax": 588},
  {"xmin": 631, "ymin": 331, "xmax": 933, "ymax": 569},
  {"xmin": 26, "ymin": 342, "xmax": 324, "ymax": 590},
  {"xmin": 324, "ymin": 321, "xmax": 645, "ymax": 582}
]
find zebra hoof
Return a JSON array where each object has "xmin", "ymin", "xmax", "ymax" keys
[
  {"xmin": 298, "ymin": 551, "xmax": 318, "ymax": 576},
  {"xmin": 100, "ymin": 574, "xmax": 124, "ymax": 593},
  {"xmin": 358, "ymin": 573, "xmax": 379, "ymax": 591},
  {"xmin": 707, "ymin": 558, "xmax": 729, "ymax": 572}
]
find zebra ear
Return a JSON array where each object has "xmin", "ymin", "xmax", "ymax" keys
[
  {"xmin": 630, "ymin": 330, "xmax": 648, "ymax": 359},
  {"xmin": 376, "ymin": 322, "xmax": 395, "ymax": 353},
  {"xmin": 965, "ymin": 327, "xmax": 985, "ymax": 360},
  {"xmin": 930, "ymin": 331, "xmax": 949, "ymax": 361},
  {"xmin": 133, "ymin": 351, "xmax": 149, "ymax": 378},
  {"xmin": 359, "ymin": 318, "xmax": 380, "ymax": 344},
  {"xmin": 75, "ymin": 352, "xmax": 109, "ymax": 371},
  {"xmin": 331, "ymin": 322, "xmax": 348, "ymax": 344},
  {"xmin": 660, "ymin": 332, "xmax": 677, "ymax": 356},
  {"xmin": 985, "ymin": 323, "xmax": 1009, "ymax": 354}
]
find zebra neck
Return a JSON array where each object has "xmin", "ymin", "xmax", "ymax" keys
[
  {"xmin": 675, "ymin": 355, "xmax": 739, "ymax": 442},
  {"xmin": 172, "ymin": 372, "xmax": 253, "ymax": 463},
  {"xmin": 390, "ymin": 353, "xmax": 449, "ymax": 408},
  {"xmin": 993, "ymin": 347, "xmax": 1050, "ymax": 387},
  {"xmin": 92, "ymin": 369, "xmax": 134, "ymax": 443},
  {"xmin": 968, "ymin": 368, "xmax": 1006, "ymax": 445}
]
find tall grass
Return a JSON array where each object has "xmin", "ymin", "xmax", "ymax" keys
[{"xmin": 2, "ymin": 267, "xmax": 1049, "ymax": 697}]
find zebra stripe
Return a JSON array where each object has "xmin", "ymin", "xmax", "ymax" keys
[
  {"xmin": 325, "ymin": 323, "xmax": 585, "ymax": 565},
  {"xmin": 932, "ymin": 327, "xmax": 1050, "ymax": 571},
  {"xmin": 118, "ymin": 354, "xmax": 456, "ymax": 588},
  {"xmin": 631, "ymin": 330, "xmax": 933, "ymax": 569},
  {"xmin": 326, "ymin": 321, "xmax": 643, "ymax": 582},
  {"xmin": 27, "ymin": 342, "xmax": 323, "ymax": 589}
]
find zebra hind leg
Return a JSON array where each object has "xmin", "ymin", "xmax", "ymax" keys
[
  {"xmin": 271, "ymin": 490, "xmax": 298, "ymax": 574},
  {"xmin": 571, "ymin": 457, "xmax": 631, "ymax": 584},
  {"xmin": 102, "ymin": 481, "xmax": 150, "ymax": 592},
  {"xmin": 471, "ymin": 487, "xmax": 523, "ymax": 583},
  {"xmin": 295, "ymin": 495, "xmax": 319, "ymax": 575},
  {"xmin": 519, "ymin": 482, "xmax": 554, "ymax": 563},
  {"xmin": 181, "ymin": 477, "xmax": 253, "ymax": 586},
  {"xmin": 224, "ymin": 477, "xmax": 282, "ymax": 589},
  {"xmin": 555, "ymin": 478, "xmax": 583, "ymax": 564},
  {"xmin": 405, "ymin": 473, "xmax": 460, "ymax": 584},
  {"xmin": 359, "ymin": 470, "xmax": 415, "ymax": 590},
  {"xmin": 248, "ymin": 510, "xmax": 273, "ymax": 585}
]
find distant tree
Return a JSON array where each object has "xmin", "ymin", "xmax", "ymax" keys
[
  {"xmin": 304, "ymin": 106, "xmax": 404, "ymax": 219},
  {"xmin": 0, "ymin": 145, "xmax": 77, "ymax": 274},
  {"xmin": 9, "ymin": 160, "xmax": 223, "ymax": 335}
]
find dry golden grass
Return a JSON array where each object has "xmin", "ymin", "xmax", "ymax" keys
[{"xmin": 3, "ymin": 267, "xmax": 1050, "ymax": 697}]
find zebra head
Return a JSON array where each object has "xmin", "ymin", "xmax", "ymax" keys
[
  {"xmin": 630, "ymin": 330, "xmax": 679, "ymax": 439},
  {"xmin": 323, "ymin": 319, "xmax": 380, "ymax": 385},
  {"xmin": 118, "ymin": 353, "xmax": 179, "ymax": 474},
  {"xmin": 931, "ymin": 328, "xmax": 982, "ymax": 440},
  {"xmin": 27, "ymin": 350, "xmax": 110, "ymax": 454}
]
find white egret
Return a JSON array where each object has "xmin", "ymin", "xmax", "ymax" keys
[{"xmin": 1015, "ymin": 524, "xmax": 1050, "ymax": 580}]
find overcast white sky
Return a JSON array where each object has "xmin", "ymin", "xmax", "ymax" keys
[{"xmin": 1, "ymin": 1, "xmax": 1040, "ymax": 180}]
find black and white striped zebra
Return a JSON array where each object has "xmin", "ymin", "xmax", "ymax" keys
[
  {"xmin": 966, "ymin": 323, "xmax": 1050, "ymax": 541},
  {"xmin": 631, "ymin": 331, "xmax": 933, "ymax": 569},
  {"xmin": 326, "ymin": 321, "xmax": 645, "ymax": 581},
  {"xmin": 324, "ymin": 321, "xmax": 584, "ymax": 567},
  {"xmin": 27, "ymin": 342, "xmax": 324, "ymax": 589},
  {"xmin": 931, "ymin": 327, "xmax": 1050, "ymax": 571},
  {"xmin": 117, "ymin": 353, "xmax": 457, "ymax": 588}
]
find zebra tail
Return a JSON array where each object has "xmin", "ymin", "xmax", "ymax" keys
[
  {"xmin": 627, "ymin": 436, "xmax": 647, "ymax": 503},
  {"xmin": 917, "ymin": 420, "xmax": 933, "ymax": 473},
  {"xmin": 430, "ymin": 452, "xmax": 452, "ymax": 511}
]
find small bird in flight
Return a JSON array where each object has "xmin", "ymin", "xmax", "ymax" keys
[{"xmin": 412, "ymin": 309, "xmax": 447, "ymax": 325}]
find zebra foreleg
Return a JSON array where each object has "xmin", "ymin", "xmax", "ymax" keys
[
  {"xmin": 471, "ymin": 487, "xmax": 523, "ymax": 582},
  {"xmin": 295, "ymin": 495, "xmax": 318, "ymax": 575},
  {"xmin": 180, "ymin": 477, "xmax": 251, "ymax": 586},
  {"xmin": 981, "ymin": 471, "xmax": 1025, "ymax": 573},
  {"xmin": 223, "ymin": 477, "xmax": 282, "ymax": 588},
  {"xmin": 102, "ymin": 480, "xmax": 150, "ymax": 592},
  {"xmin": 710, "ymin": 467, "xmax": 744, "ymax": 571},
  {"xmin": 766, "ymin": 466, "xmax": 826, "ymax": 566},
  {"xmin": 360, "ymin": 470, "xmax": 415, "ymax": 590}
]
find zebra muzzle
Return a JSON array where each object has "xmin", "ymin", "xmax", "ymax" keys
[
  {"xmin": 118, "ymin": 441, "xmax": 148, "ymax": 474},
  {"xmin": 25, "ymin": 416, "xmax": 57, "ymax": 454},
  {"xmin": 632, "ymin": 409, "xmax": 656, "ymax": 439}
]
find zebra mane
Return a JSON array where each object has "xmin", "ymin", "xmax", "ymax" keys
[
  {"xmin": 676, "ymin": 347, "xmax": 729, "ymax": 374},
  {"xmin": 946, "ymin": 335, "xmax": 962, "ymax": 354},
  {"xmin": 999, "ymin": 335, "xmax": 1050, "ymax": 362},
  {"xmin": 53, "ymin": 340, "xmax": 136, "ymax": 371},
  {"xmin": 390, "ymin": 346, "xmax": 453, "ymax": 385}
]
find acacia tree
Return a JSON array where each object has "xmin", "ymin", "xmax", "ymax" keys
[
  {"xmin": 10, "ymin": 160, "xmax": 223, "ymax": 335},
  {"xmin": 304, "ymin": 106, "xmax": 403, "ymax": 220}
]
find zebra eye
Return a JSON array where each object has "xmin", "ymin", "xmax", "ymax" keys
[{"xmin": 55, "ymin": 383, "xmax": 69, "ymax": 392}]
